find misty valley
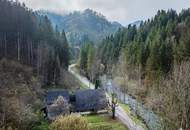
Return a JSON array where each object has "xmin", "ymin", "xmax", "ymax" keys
[{"xmin": 0, "ymin": 0, "xmax": 190, "ymax": 130}]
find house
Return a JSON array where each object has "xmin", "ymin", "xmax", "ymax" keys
[
  {"xmin": 45, "ymin": 89, "xmax": 108, "ymax": 120},
  {"xmin": 75, "ymin": 89, "xmax": 107, "ymax": 112}
]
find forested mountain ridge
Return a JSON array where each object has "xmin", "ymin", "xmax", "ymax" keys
[
  {"xmin": 38, "ymin": 9, "xmax": 122, "ymax": 45},
  {"xmin": 98, "ymin": 9, "xmax": 190, "ymax": 73},
  {"xmin": 99, "ymin": 9, "xmax": 190, "ymax": 129},
  {"xmin": 78, "ymin": 9, "xmax": 190, "ymax": 129},
  {"xmin": 0, "ymin": 0, "xmax": 72, "ymax": 129},
  {"xmin": 37, "ymin": 10, "xmax": 64, "ymax": 29},
  {"xmin": 0, "ymin": 0, "xmax": 69, "ymax": 86}
]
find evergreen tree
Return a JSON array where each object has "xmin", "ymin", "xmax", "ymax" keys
[{"xmin": 0, "ymin": 0, "xmax": 70, "ymax": 86}]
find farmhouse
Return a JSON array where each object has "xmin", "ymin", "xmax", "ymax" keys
[
  {"xmin": 45, "ymin": 89, "xmax": 108, "ymax": 120},
  {"xmin": 75, "ymin": 89, "xmax": 107, "ymax": 112}
]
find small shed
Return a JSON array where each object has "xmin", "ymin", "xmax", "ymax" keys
[{"xmin": 75, "ymin": 89, "xmax": 107, "ymax": 112}]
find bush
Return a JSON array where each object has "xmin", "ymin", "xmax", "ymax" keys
[
  {"xmin": 51, "ymin": 115, "xmax": 89, "ymax": 130},
  {"xmin": 31, "ymin": 121, "xmax": 50, "ymax": 130},
  {"xmin": 0, "ymin": 126, "xmax": 18, "ymax": 130},
  {"xmin": 30, "ymin": 112, "xmax": 50, "ymax": 130},
  {"xmin": 0, "ymin": 59, "xmax": 43, "ymax": 130}
]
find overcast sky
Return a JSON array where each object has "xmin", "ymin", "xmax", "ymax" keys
[{"xmin": 19, "ymin": 0, "xmax": 190, "ymax": 25}]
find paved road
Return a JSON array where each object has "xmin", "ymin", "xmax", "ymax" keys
[
  {"xmin": 68, "ymin": 64, "xmax": 145, "ymax": 130},
  {"xmin": 69, "ymin": 64, "xmax": 94, "ymax": 89}
]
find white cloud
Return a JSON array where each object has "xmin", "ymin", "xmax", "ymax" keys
[{"xmin": 19, "ymin": 0, "xmax": 190, "ymax": 25}]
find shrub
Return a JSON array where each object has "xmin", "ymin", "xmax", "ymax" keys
[
  {"xmin": 0, "ymin": 126, "xmax": 17, "ymax": 130},
  {"xmin": 31, "ymin": 121, "xmax": 50, "ymax": 130},
  {"xmin": 51, "ymin": 115, "xmax": 89, "ymax": 130},
  {"xmin": 30, "ymin": 112, "xmax": 50, "ymax": 130}
]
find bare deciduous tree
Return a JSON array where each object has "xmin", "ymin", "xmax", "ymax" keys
[
  {"xmin": 113, "ymin": 52, "xmax": 129, "ymax": 102},
  {"xmin": 108, "ymin": 93, "xmax": 118, "ymax": 119},
  {"xmin": 162, "ymin": 61, "xmax": 190, "ymax": 129},
  {"xmin": 47, "ymin": 96, "xmax": 70, "ymax": 120}
]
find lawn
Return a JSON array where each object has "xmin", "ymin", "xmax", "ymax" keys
[{"xmin": 83, "ymin": 114, "xmax": 128, "ymax": 130}]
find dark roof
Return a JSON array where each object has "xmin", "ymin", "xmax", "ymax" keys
[
  {"xmin": 46, "ymin": 90, "xmax": 70, "ymax": 105},
  {"xmin": 75, "ymin": 89, "xmax": 107, "ymax": 112}
]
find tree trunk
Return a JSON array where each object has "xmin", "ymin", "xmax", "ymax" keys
[
  {"xmin": 31, "ymin": 41, "xmax": 33, "ymax": 66},
  {"xmin": 17, "ymin": 32, "xmax": 20, "ymax": 61},
  {"xmin": 53, "ymin": 68, "xmax": 56, "ymax": 85},
  {"xmin": 138, "ymin": 65, "xmax": 141, "ymax": 88},
  {"xmin": 0, "ymin": 35, "xmax": 3, "ymax": 58},
  {"xmin": 27, "ymin": 39, "xmax": 30, "ymax": 65},
  {"xmin": 124, "ymin": 89, "xmax": 126, "ymax": 103},
  {"xmin": 112, "ymin": 105, "xmax": 116, "ymax": 119},
  {"xmin": 37, "ymin": 44, "xmax": 41, "ymax": 76},
  {"xmin": 4, "ymin": 34, "xmax": 7, "ymax": 57}
]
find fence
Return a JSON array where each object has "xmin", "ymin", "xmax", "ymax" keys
[{"xmin": 101, "ymin": 76, "xmax": 166, "ymax": 130}]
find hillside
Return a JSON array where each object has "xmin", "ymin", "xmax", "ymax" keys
[
  {"xmin": 0, "ymin": 0, "xmax": 70, "ymax": 86},
  {"xmin": 0, "ymin": 59, "xmax": 44, "ymax": 130},
  {"xmin": 38, "ymin": 9, "xmax": 122, "ymax": 45},
  {"xmin": 78, "ymin": 9, "xmax": 190, "ymax": 129},
  {"xmin": 0, "ymin": 1, "xmax": 72, "ymax": 129}
]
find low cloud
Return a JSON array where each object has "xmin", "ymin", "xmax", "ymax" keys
[{"xmin": 19, "ymin": 0, "xmax": 190, "ymax": 25}]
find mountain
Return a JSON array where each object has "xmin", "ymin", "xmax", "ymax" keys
[
  {"xmin": 37, "ymin": 9, "xmax": 123, "ymax": 45},
  {"xmin": 37, "ymin": 10, "xmax": 64, "ymax": 28}
]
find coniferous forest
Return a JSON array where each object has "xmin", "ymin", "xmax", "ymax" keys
[
  {"xmin": 0, "ymin": 0, "xmax": 71, "ymax": 129},
  {"xmin": 78, "ymin": 9, "xmax": 190, "ymax": 129},
  {"xmin": 0, "ymin": 0, "xmax": 69, "ymax": 86},
  {"xmin": 98, "ymin": 9, "xmax": 190, "ymax": 73}
]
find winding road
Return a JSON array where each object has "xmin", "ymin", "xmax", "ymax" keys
[{"xmin": 69, "ymin": 64, "xmax": 145, "ymax": 130}]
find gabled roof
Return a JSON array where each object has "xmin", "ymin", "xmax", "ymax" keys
[
  {"xmin": 46, "ymin": 90, "xmax": 70, "ymax": 105},
  {"xmin": 75, "ymin": 89, "xmax": 107, "ymax": 112}
]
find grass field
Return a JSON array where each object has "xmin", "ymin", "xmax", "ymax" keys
[{"xmin": 83, "ymin": 114, "xmax": 128, "ymax": 130}]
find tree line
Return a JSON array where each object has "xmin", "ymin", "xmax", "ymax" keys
[
  {"xmin": 98, "ymin": 9, "xmax": 190, "ymax": 76},
  {"xmin": 0, "ymin": 0, "xmax": 69, "ymax": 86},
  {"xmin": 78, "ymin": 41, "xmax": 105, "ymax": 87},
  {"xmin": 98, "ymin": 9, "xmax": 190, "ymax": 129},
  {"xmin": 78, "ymin": 9, "xmax": 190, "ymax": 129}
]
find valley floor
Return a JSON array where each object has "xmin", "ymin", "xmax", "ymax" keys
[{"xmin": 69, "ymin": 64, "xmax": 146, "ymax": 130}]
